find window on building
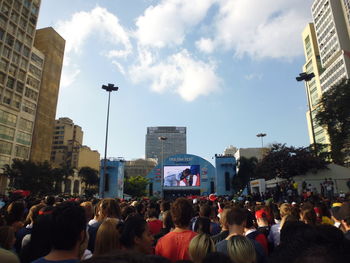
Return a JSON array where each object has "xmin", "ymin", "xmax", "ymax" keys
[
  {"xmin": 31, "ymin": 53, "xmax": 43, "ymax": 68},
  {"xmin": 12, "ymin": 52, "xmax": 20, "ymax": 64},
  {"xmin": 26, "ymin": 75, "xmax": 40, "ymax": 90},
  {"xmin": 0, "ymin": 125, "xmax": 15, "ymax": 140},
  {"xmin": 24, "ymin": 87, "xmax": 38, "ymax": 101},
  {"xmin": 10, "ymin": 11, "xmax": 19, "ymax": 23},
  {"xmin": 19, "ymin": 17, "xmax": 27, "ymax": 30},
  {"xmin": 8, "ymin": 64, "xmax": 17, "ymax": 76},
  {"xmin": 0, "ymin": 59, "xmax": 8, "ymax": 72},
  {"xmin": 0, "ymin": 109, "xmax": 17, "ymax": 127},
  {"xmin": 20, "ymin": 58, "xmax": 28, "ymax": 70},
  {"xmin": 3, "ymin": 46, "xmax": 11, "ymax": 60},
  {"xmin": 3, "ymin": 90, "xmax": 11, "ymax": 105},
  {"xmin": 1, "ymin": 4, "xmax": 10, "ymax": 17},
  {"xmin": 29, "ymin": 64, "xmax": 41, "ymax": 78},
  {"xmin": 19, "ymin": 118, "xmax": 33, "ymax": 133},
  {"xmin": 22, "ymin": 99, "xmax": 35, "ymax": 115},
  {"xmin": 15, "ymin": 145, "xmax": 29, "ymax": 158},
  {"xmin": 5, "ymin": 34, "xmax": 14, "ymax": 47},
  {"xmin": 22, "ymin": 46, "xmax": 30, "ymax": 58},
  {"xmin": 14, "ymin": 40, "xmax": 22, "ymax": 53},
  {"xmin": 6, "ymin": 77, "xmax": 15, "ymax": 89},
  {"xmin": 12, "ymin": 94, "xmax": 21, "ymax": 109},
  {"xmin": 16, "ymin": 131, "xmax": 31, "ymax": 145},
  {"xmin": 0, "ymin": 28, "xmax": 5, "ymax": 40},
  {"xmin": 0, "ymin": 72, "xmax": 5, "ymax": 84},
  {"xmin": 7, "ymin": 23, "xmax": 16, "ymax": 35},
  {"xmin": 0, "ymin": 140, "xmax": 12, "ymax": 155},
  {"xmin": 16, "ymin": 81, "xmax": 24, "ymax": 94},
  {"xmin": 17, "ymin": 70, "xmax": 25, "ymax": 82}
]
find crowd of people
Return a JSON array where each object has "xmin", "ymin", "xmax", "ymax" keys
[{"xmin": 0, "ymin": 191, "xmax": 349, "ymax": 263}]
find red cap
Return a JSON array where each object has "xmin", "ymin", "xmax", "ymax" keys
[{"xmin": 255, "ymin": 209, "xmax": 267, "ymax": 219}]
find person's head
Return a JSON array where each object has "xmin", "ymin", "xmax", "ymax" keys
[
  {"xmin": 227, "ymin": 235, "xmax": 256, "ymax": 263},
  {"xmin": 244, "ymin": 209, "xmax": 255, "ymax": 229},
  {"xmin": 189, "ymin": 234, "xmax": 215, "ymax": 263},
  {"xmin": 162, "ymin": 210, "xmax": 174, "ymax": 231},
  {"xmin": 81, "ymin": 251, "xmax": 154, "ymax": 263},
  {"xmin": 170, "ymin": 198, "xmax": 193, "ymax": 228},
  {"xmin": 121, "ymin": 205, "xmax": 136, "ymax": 221},
  {"xmin": 225, "ymin": 207, "xmax": 247, "ymax": 227},
  {"xmin": 0, "ymin": 226, "xmax": 16, "ymax": 250},
  {"xmin": 300, "ymin": 208, "xmax": 317, "ymax": 226},
  {"xmin": 279, "ymin": 203, "xmax": 292, "ymax": 218},
  {"xmin": 51, "ymin": 202, "xmax": 86, "ymax": 251},
  {"xmin": 120, "ymin": 215, "xmax": 154, "ymax": 254},
  {"xmin": 80, "ymin": 201, "xmax": 94, "ymax": 222},
  {"xmin": 6, "ymin": 201, "xmax": 25, "ymax": 224},
  {"xmin": 199, "ymin": 204, "xmax": 211, "ymax": 218},
  {"xmin": 280, "ymin": 214, "xmax": 298, "ymax": 229},
  {"xmin": 100, "ymin": 198, "xmax": 121, "ymax": 219},
  {"xmin": 280, "ymin": 221, "xmax": 314, "ymax": 245},
  {"xmin": 45, "ymin": 196, "xmax": 56, "ymax": 206},
  {"xmin": 194, "ymin": 217, "xmax": 211, "ymax": 235},
  {"xmin": 337, "ymin": 202, "xmax": 350, "ymax": 231},
  {"xmin": 219, "ymin": 207, "xmax": 231, "ymax": 230},
  {"xmin": 160, "ymin": 201, "xmax": 170, "ymax": 212},
  {"xmin": 25, "ymin": 203, "xmax": 46, "ymax": 225},
  {"xmin": 94, "ymin": 218, "xmax": 120, "ymax": 256},
  {"xmin": 255, "ymin": 209, "xmax": 268, "ymax": 227}
]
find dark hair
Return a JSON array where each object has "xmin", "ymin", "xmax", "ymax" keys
[
  {"xmin": 162, "ymin": 210, "xmax": 174, "ymax": 231},
  {"xmin": 160, "ymin": 201, "xmax": 170, "ymax": 212},
  {"xmin": 194, "ymin": 217, "xmax": 211, "ymax": 234},
  {"xmin": 100, "ymin": 198, "xmax": 121, "ymax": 218},
  {"xmin": 120, "ymin": 215, "xmax": 147, "ymax": 248},
  {"xmin": 244, "ymin": 209, "xmax": 255, "ymax": 228},
  {"xmin": 45, "ymin": 196, "xmax": 56, "ymax": 206},
  {"xmin": 0, "ymin": 226, "xmax": 15, "ymax": 249},
  {"xmin": 20, "ymin": 214, "xmax": 53, "ymax": 263},
  {"xmin": 121, "ymin": 206, "xmax": 136, "ymax": 221},
  {"xmin": 280, "ymin": 221, "xmax": 313, "ymax": 245},
  {"xmin": 171, "ymin": 198, "xmax": 193, "ymax": 227},
  {"xmin": 199, "ymin": 204, "xmax": 211, "ymax": 218},
  {"xmin": 51, "ymin": 202, "xmax": 86, "ymax": 250},
  {"xmin": 300, "ymin": 208, "xmax": 317, "ymax": 225},
  {"xmin": 81, "ymin": 251, "xmax": 153, "ymax": 263},
  {"xmin": 202, "ymin": 252, "xmax": 232, "ymax": 263},
  {"xmin": 146, "ymin": 255, "xmax": 171, "ymax": 263},
  {"xmin": 6, "ymin": 201, "xmax": 25, "ymax": 225},
  {"xmin": 226, "ymin": 207, "xmax": 247, "ymax": 226}
]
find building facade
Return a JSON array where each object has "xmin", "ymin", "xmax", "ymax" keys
[
  {"xmin": 0, "ymin": 0, "xmax": 44, "ymax": 193},
  {"xmin": 99, "ymin": 158, "xmax": 124, "ymax": 199},
  {"xmin": 145, "ymin": 126, "xmax": 186, "ymax": 164},
  {"xmin": 30, "ymin": 27, "xmax": 65, "ymax": 163},
  {"xmin": 124, "ymin": 158, "xmax": 157, "ymax": 178}
]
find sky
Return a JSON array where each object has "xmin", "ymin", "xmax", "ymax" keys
[{"xmin": 36, "ymin": 0, "xmax": 315, "ymax": 163}]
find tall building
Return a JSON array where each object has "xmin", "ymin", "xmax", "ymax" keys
[
  {"xmin": 30, "ymin": 27, "xmax": 65, "ymax": 163},
  {"xmin": 124, "ymin": 158, "xmax": 157, "ymax": 178},
  {"xmin": 301, "ymin": 0, "xmax": 350, "ymax": 150},
  {"xmin": 0, "ymin": 0, "xmax": 44, "ymax": 193},
  {"xmin": 50, "ymin": 117, "xmax": 100, "ymax": 171},
  {"xmin": 145, "ymin": 126, "xmax": 186, "ymax": 164},
  {"xmin": 301, "ymin": 23, "xmax": 330, "ymax": 145}
]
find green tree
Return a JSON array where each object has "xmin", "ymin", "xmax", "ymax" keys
[
  {"xmin": 3, "ymin": 159, "xmax": 59, "ymax": 195},
  {"xmin": 255, "ymin": 144, "xmax": 327, "ymax": 180},
  {"xmin": 232, "ymin": 157, "xmax": 258, "ymax": 193},
  {"xmin": 124, "ymin": 176, "xmax": 149, "ymax": 197},
  {"xmin": 315, "ymin": 79, "xmax": 350, "ymax": 165},
  {"xmin": 79, "ymin": 166, "xmax": 99, "ymax": 197}
]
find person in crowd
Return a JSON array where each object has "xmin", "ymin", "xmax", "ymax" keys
[
  {"xmin": 155, "ymin": 198, "xmax": 197, "ymax": 262},
  {"xmin": 147, "ymin": 204, "xmax": 163, "ymax": 236},
  {"xmin": 31, "ymin": 202, "xmax": 87, "ymax": 263},
  {"xmin": 255, "ymin": 209, "xmax": 270, "ymax": 237},
  {"xmin": 188, "ymin": 233, "xmax": 215, "ymax": 263},
  {"xmin": 0, "ymin": 240, "xmax": 19, "ymax": 263},
  {"xmin": 299, "ymin": 205, "xmax": 317, "ymax": 226},
  {"xmin": 244, "ymin": 209, "xmax": 268, "ymax": 255},
  {"xmin": 120, "ymin": 215, "xmax": 154, "ymax": 254},
  {"xmin": 121, "ymin": 205, "xmax": 136, "ymax": 221},
  {"xmin": 337, "ymin": 202, "xmax": 350, "ymax": 240},
  {"xmin": 212, "ymin": 207, "xmax": 230, "ymax": 244},
  {"xmin": 88, "ymin": 198, "xmax": 121, "ymax": 252},
  {"xmin": 216, "ymin": 207, "xmax": 266, "ymax": 263},
  {"xmin": 81, "ymin": 202, "xmax": 94, "ymax": 223},
  {"xmin": 88, "ymin": 200, "xmax": 101, "ymax": 226},
  {"xmin": 154, "ymin": 210, "xmax": 174, "ymax": 242},
  {"xmin": 227, "ymin": 235, "xmax": 256, "ymax": 263},
  {"xmin": 159, "ymin": 201, "xmax": 171, "ymax": 221},
  {"xmin": 201, "ymin": 252, "xmax": 232, "ymax": 263},
  {"xmin": 0, "ymin": 225, "xmax": 16, "ymax": 250},
  {"xmin": 15, "ymin": 202, "xmax": 46, "ymax": 253},
  {"xmin": 6, "ymin": 201, "xmax": 25, "ymax": 232},
  {"xmin": 81, "ymin": 251, "xmax": 154, "ymax": 263},
  {"xmin": 94, "ymin": 218, "xmax": 120, "ymax": 256},
  {"xmin": 268, "ymin": 203, "xmax": 291, "ymax": 247},
  {"xmin": 193, "ymin": 217, "xmax": 211, "ymax": 235}
]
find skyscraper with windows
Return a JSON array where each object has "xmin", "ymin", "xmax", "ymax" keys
[
  {"xmin": 301, "ymin": 0, "xmax": 350, "ymax": 148},
  {"xmin": 145, "ymin": 126, "xmax": 187, "ymax": 164},
  {"xmin": 0, "ymin": 0, "xmax": 65, "ymax": 193}
]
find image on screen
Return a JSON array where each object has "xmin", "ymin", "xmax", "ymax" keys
[{"xmin": 163, "ymin": 165, "xmax": 200, "ymax": 187}]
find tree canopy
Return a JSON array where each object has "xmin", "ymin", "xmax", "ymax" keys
[
  {"xmin": 255, "ymin": 144, "xmax": 328, "ymax": 180},
  {"xmin": 232, "ymin": 157, "xmax": 258, "ymax": 193},
  {"xmin": 315, "ymin": 79, "xmax": 350, "ymax": 165},
  {"xmin": 124, "ymin": 176, "xmax": 149, "ymax": 197},
  {"xmin": 79, "ymin": 166, "xmax": 99, "ymax": 197}
]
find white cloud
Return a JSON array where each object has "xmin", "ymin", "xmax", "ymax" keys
[
  {"xmin": 196, "ymin": 38, "xmax": 215, "ymax": 53},
  {"xmin": 207, "ymin": 0, "xmax": 313, "ymax": 59},
  {"xmin": 135, "ymin": 0, "xmax": 216, "ymax": 47},
  {"xmin": 112, "ymin": 61, "xmax": 126, "ymax": 75},
  {"xmin": 244, "ymin": 73, "xmax": 263, "ymax": 80},
  {"xmin": 55, "ymin": 6, "xmax": 132, "ymax": 87},
  {"xmin": 130, "ymin": 49, "xmax": 221, "ymax": 101}
]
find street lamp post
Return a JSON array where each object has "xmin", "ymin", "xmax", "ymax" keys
[
  {"xmin": 101, "ymin": 83, "xmax": 119, "ymax": 198},
  {"xmin": 296, "ymin": 72, "xmax": 317, "ymax": 155},
  {"xmin": 158, "ymin": 136, "xmax": 167, "ymax": 197},
  {"xmin": 256, "ymin": 133, "xmax": 267, "ymax": 148}
]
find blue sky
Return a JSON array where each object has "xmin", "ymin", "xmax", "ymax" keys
[{"xmin": 37, "ymin": 0, "xmax": 314, "ymax": 162}]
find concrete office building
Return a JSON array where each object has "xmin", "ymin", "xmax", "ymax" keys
[
  {"xmin": 145, "ymin": 126, "xmax": 186, "ymax": 164},
  {"xmin": 301, "ymin": 23, "xmax": 330, "ymax": 145},
  {"xmin": 30, "ymin": 27, "xmax": 65, "ymax": 163},
  {"xmin": 0, "ymin": 0, "xmax": 44, "ymax": 193},
  {"xmin": 124, "ymin": 158, "xmax": 157, "ymax": 178}
]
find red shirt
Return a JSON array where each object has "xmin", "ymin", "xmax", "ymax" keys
[
  {"xmin": 148, "ymin": 219, "xmax": 163, "ymax": 235},
  {"xmin": 155, "ymin": 230, "xmax": 197, "ymax": 262}
]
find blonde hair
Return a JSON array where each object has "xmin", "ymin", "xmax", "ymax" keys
[
  {"xmin": 227, "ymin": 235, "xmax": 256, "ymax": 263},
  {"xmin": 189, "ymin": 234, "xmax": 215, "ymax": 263},
  {"xmin": 279, "ymin": 203, "xmax": 292, "ymax": 217},
  {"xmin": 94, "ymin": 218, "xmax": 120, "ymax": 256}
]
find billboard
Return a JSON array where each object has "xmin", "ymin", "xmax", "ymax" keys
[{"xmin": 163, "ymin": 165, "xmax": 200, "ymax": 187}]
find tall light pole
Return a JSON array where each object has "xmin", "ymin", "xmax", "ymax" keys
[
  {"xmin": 158, "ymin": 136, "xmax": 167, "ymax": 197},
  {"xmin": 256, "ymin": 133, "xmax": 267, "ymax": 148},
  {"xmin": 101, "ymin": 83, "xmax": 119, "ymax": 198},
  {"xmin": 296, "ymin": 72, "xmax": 318, "ymax": 155}
]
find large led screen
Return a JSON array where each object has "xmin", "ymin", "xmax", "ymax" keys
[{"xmin": 163, "ymin": 165, "xmax": 200, "ymax": 187}]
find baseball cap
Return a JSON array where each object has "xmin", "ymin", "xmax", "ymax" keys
[{"xmin": 255, "ymin": 209, "xmax": 267, "ymax": 219}]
